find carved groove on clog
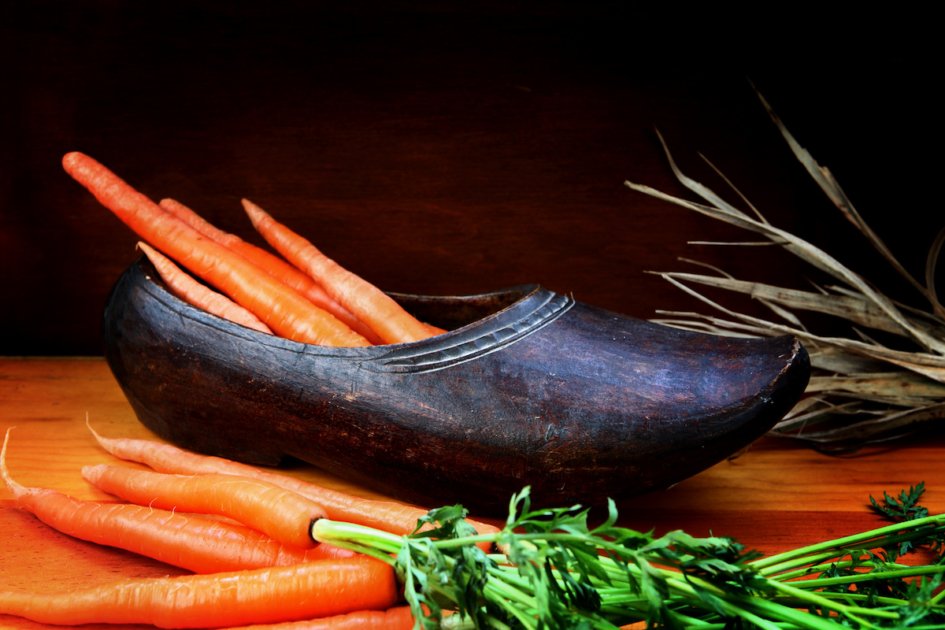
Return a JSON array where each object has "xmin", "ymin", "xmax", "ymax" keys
[{"xmin": 369, "ymin": 290, "xmax": 575, "ymax": 373}]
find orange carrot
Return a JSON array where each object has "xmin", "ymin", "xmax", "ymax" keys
[
  {"xmin": 0, "ymin": 428, "xmax": 350, "ymax": 573},
  {"xmin": 89, "ymin": 428, "xmax": 500, "ymax": 546},
  {"xmin": 424, "ymin": 322, "xmax": 448, "ymax": 336},
  {"xmin": 156, "ymin": 197, "xmax": 234, "ymax": 243},
  {"xmin": 242, "ymin": 198, "xmax": 434, "ymax": 345},
  {"xmin": 2, "ymin": 473, "xmax": 349, "ymax": 573},
  {"xmin": 159, "ymin": 198, "xmax": 383, "ymax": 344},
  {"xmin": 62, "ymin": 151, "xmax": 369, "ymax": 347},
  {"xmin": 82, "ymin": 463, "xmax": 326, "ymax": 549},
  {"xmin": 225, "ymin": 606, "xmax": 415, "ymax": 630},
  {"xmin": 138, "ymin": 241, "xmax": 274, "ymax": 334},
  {"xmin": 0, "ymin": 556, "xmax": 398, "ymax": 628}
]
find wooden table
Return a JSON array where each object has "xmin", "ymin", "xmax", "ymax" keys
[{"xmin": 2, "ymin": 357, "xmax": 943, "ymax": 629}]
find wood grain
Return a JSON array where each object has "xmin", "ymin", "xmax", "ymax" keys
[{"xmin": 1, "ymin": 357, "xmax": 944, "ymax": 628}]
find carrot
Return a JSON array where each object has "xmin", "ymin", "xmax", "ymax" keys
[
  {"xmin": 159, "ymin": 198, "xmax": 383, "ymax": 344},
  {"xmin": 156, "ymin": 197, "xmax": 236, "ymax": 243},
  {"xmin": 224, "ymin": 606, "xmax": 415, "ymax": 630},
  {"xmin": 0, "ymin": 556, "xmax": 399, "ymax": 628},
  {"xmin": 89, "ymin": 427, "xmax": 500, "ymax": 547},
  {"xmin": 2, "ymin": 475, "xmax": 349, "ymax": 573},
  {"xmin": 62, "ymin": 151, "xmax": 369, "ymax": 347},
  {"xmin": 0, "ymin": 429, "xmax": 351, "ymax": 573},
  {"xmin": 137, "ymin": 241, "xmax": 274, "ymax": 334},
  {"xmin": 82, "ymin": 463, "xmax": 327, "ymax": 549},
  {"xmin": 242, "ymin": 198, "xmax": 435, "ymax": 345},
  {"xmin": 424, "ymin": 322, "xmax": 448, "ymax": 336}
]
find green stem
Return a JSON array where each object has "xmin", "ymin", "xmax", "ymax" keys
[
  {"xmin": 483, "ymin": 567, "xmax": 537, "ymax": 609},
  {"xmin": 757, "ymin": 550, "xmax": 852, "ymax": 579},
  {"xmin": 751, "ymin": 515, "xmax": 945, "ymax": 571},
  {"xmin": 796, "ymin": 564, "xmax": 945, "ymax": 590},
  {"xmin": 310, "ymin": 518, "xmax": 405, "ymax": 555},
  {"xmin": 660, "ymin": 575, "xmax": 818, "ymax": 630},
  {"xmin": 784, "ymin": 590, "xmax": 935, "ymax": 608},
  {"xmin": 313, "ymin": 506, "xmax": 945, "ymax": 630},
  {"xmin": 759, "ymin": 554, "xmax": 908, "ymax": 584},
  {"xmin": 482, "ymin": 581, "xmax": 538, "ymax": 630},
  {"xmin": 765, "ymin": 579, "xmax": 897, "ymax": 623}
]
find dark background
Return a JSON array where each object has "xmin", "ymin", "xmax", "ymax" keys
[{"xmin": 2, "ymin": 2, "xmax": 940, "ymax": 355}]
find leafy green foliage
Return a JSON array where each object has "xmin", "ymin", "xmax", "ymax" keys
[
  {"xmin": 869, "ymin": 482, "xmax": 945, "ymax": 558},
  {"xmin": 870, "ymin": 482, "xmax": 930, "ymax": 524},
  {"xmin": 312, "ymin": 484, "xmax": 945, "ymax": 630}
]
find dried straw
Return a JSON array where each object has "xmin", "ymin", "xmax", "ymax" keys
[{"xmin": 624, "ymin": 91, "xmax": 945, "ymax": 449}]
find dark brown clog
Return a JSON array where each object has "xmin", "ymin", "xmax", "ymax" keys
[{"xmin": 102, "ymin": 258, "xmax": 809, "ymax": 513}]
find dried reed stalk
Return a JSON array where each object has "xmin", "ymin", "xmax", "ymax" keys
[{"xmin": 624, "ymin": 92, "xmax": 945, "ymax": 449}]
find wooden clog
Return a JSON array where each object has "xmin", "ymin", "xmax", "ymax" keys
[{"xmin": 102, "ymin": 258, "xmax": 810, "ymax": 513}]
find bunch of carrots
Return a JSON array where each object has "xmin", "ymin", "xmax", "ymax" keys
[
  {"xmin": 61, "ymin": 151, "xmax": 442, "ymax": 347},
  {"xmin": 15, "ymin": 154, "xmax": 465, "ymax": 627},
  {"xmin": 0, "ymin": 426, "xmax": 498, "ymax": 628}
]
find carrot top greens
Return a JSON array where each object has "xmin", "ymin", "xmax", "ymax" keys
[{"xmin": 312, "ymin": 486, "xmax": 945, "ymax": 629}]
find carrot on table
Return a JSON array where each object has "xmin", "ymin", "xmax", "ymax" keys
[
  {"xmin": 3, "ymin": 472, "xmax": 344, "ymax": 572},
  {"xmin": 0, "ymin": 556, "xmax": 398, "ymax": 628},
  {"xmin": 61, "ymin": 151, "xmax": 369, "ymax": 347},
  {"xmin": 159, "ymin": 198, "xmax": 382, "ymax": 344},
  {"xmin": 137, "ymin": 241, "xmax": 273, "ymax": 334},
  {"xmin": 224, "ymin": 606, "xmax": 415, "ymax": 630},
  {"xmin": 0, "ymin": 428, "xmax": 350, "ymax": 573},
  {"xmin": 82, "ymin": 463, "xmax": 327, "ymax": 549},
  {"xmin": 89, "ymin": 427, "xmax": 500, "ymax": 546},
  {"xmin": 242, "ymin": 198, "xmax": 435, "ymax": 345}
]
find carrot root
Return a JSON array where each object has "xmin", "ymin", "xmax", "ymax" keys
[
  {"xmin": 159, "ymin": 197, "xmax": 384, "ymax": 344},
  {"xmin": 87, "ymin": 426, "xmax": 500, "ymax": 553},
  {"xmin": 138, "ymin": 241, "xmax": 274, "ymax": 334},
  {"xmin": 0, "ymin": 557, "xmax": 399, "ymax": 628},
  {"xmin": 82, "ymin": 463, "xmax": 327, "ymax": 549},
  {"xmin": 1, "ymin": 428, "xmax": 347, "ymax": 573},
  {"xmin": 223, "ymin": 605, "xmax": 415, "ymax": 630},
  {"xmin": 241, "ymin": 198, "xmax": 434, "ymax": 345},
  {"xmin": 62, "ymin": 152, "xmax": 369, "ymax": 347}
]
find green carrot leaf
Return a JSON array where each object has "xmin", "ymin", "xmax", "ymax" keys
[{"xmin": 870, "ymin": 482, "xmax": 929, "ymax": 523}]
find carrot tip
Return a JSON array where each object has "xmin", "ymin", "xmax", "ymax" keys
[
  {"xmin": 240, "ymin": 198, "xmax": 266, "ymax": 228},
  {"xmin": 1, "ymin": 428, "xmax": 31, "ymax": 499},
  {"xmin": 61, "ymin": 151, "xmax": 81, "ymax": 168},
  {"xmin": 85, "ymin": 418, "xmax": 113, "ymax": 454},
  {"xmin": 79, "ymin": 463, "xmax": 108, "ymax": 484}
]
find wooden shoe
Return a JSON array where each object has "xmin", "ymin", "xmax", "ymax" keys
[{"xmin": 102, "ymin": 258, "xmax": 810, "ymax": 513}]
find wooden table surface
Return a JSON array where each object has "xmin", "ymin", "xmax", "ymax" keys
[{"xmin": 1, "ymin": 356, "xmax": 944, "ymax": 628}]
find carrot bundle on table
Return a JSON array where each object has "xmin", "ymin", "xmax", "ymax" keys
[
  {"xmin": 224, "ymin": 606, "xmax": 416, "ymax": 630},
  {"xmin": 86, "ymin": 425, "xmax": 500, "ymax": 543},
  {"xmin": 62, "ymin": 151, "xmax": 439, "ymax": 347},
  {"xmin": 81, "ymin": 463, "xmax": 328, "ymax": 549},
  {"xmin": 0, "ymin": 428, "xmax": 354, "ymax": 571},
  {"xmin": 0, "ymin": 427, "xmax": 453, "ymax": 627},
  {"xmin": 0, "ymin": 557, "xmax": 399, "ymax": 629}
]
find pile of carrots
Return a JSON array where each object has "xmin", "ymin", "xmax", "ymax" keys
[
  {"xmin": 0, "ymin": 426, "xmax": 498, "ymax": 628},
  {"xmin": 62, "ymin": 151, "xmax": 443, "ymax": 347},
  {"xmin": 1, "ymin": 153, "xmax": 476, "ymax": 627}
]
